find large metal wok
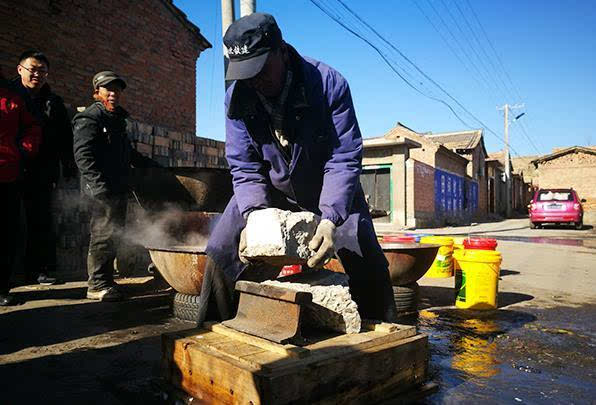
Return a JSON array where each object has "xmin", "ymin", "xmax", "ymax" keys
[
  {"xmin": 381, "ymin": 242, "xmax": 440, "ymax": 286},
  {"xmin": 130, "ymin": 167, "xmax": 233, "ymax": 212},
  {"xmin": 147, "ymin": 245, "xmax": 208, "ymax": 295}
]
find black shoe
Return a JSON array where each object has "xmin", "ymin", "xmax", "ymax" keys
[
  {"xmin": 37, "ymin": 273, "xmax": 57, "ymax": 286},
  {"xmin": 86, "ymin": 286, "xmax": 125, "ymax": 302},
  {"xmin": 0, "ymin": 294, "xmax": 17, "ymax": 306}
]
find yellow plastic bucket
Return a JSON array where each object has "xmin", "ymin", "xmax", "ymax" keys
[
  {"xmin": 421, "ymin": 236, "xmax": 454, "ymax": 278},
  {"xmin": 453, "ymin": 249, "xmax": 502, "ymax": 310},
  {"xmin": 451, "ymin": 237, "xmax": 465, "ymax": 271}
]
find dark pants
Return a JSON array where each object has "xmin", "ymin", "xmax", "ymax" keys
[
  {"xmin": 23, "ymin": 181, "xmax": 56, "ymax": 276},
  {"xmin": 0, "ymin": 182, "xmax": 23, "ymax": 294},
  {"xmin": 87, "ymin": 195, "xmax": 127, "ymax": 290}
]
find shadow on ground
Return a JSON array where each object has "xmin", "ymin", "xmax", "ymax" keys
[
  {"xmin": 0, "ymin": 286, "xmax": 173, "ymax": 355},
  {"xmin": 418, "ymin": 285, "xmax": 534, "ymax": 310}
]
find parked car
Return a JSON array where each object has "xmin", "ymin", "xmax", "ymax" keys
[{"xmin": 528, "ymin": 188, "xmax": 585, "ymax": 230}]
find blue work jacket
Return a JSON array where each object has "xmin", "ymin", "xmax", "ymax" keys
[{"xmin": 206, "ymin": 45, "xmax": 382, "ymax": 281}]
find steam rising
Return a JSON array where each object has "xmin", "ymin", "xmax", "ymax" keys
[{"xmin": 124, "ymin": 203, "xmax": 215, "ymax": 249}]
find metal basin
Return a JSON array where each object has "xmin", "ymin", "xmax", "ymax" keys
[
  {"xmin": 147, "ymin": 245, "xmax": 207, "ymax": 295},
  {"xmin": 130, "ymin": 167, "xmax": 233, "ymax": 212},
  {"xmin": 381, "ymin": 242, "xmax": 440, "ymax": 286}
]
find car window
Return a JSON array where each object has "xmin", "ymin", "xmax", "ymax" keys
[{"xmin": 537, "ymin": 191, "xmax": 573, "ymax": 201}]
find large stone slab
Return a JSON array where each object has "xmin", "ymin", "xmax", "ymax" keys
[
  {"xmin": 263, "ymin": 270, "xmax": 361, "ymax": 334},
  {"xmin": 243, "ymin": 208, "xmax": 317, "ymax": 266}
]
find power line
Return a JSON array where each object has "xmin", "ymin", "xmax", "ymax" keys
[
  {"xmin": 450, "ymin": 0, "xmax": 514, "ymax": 102},
  {"xmin": 313, "ymin": 0, "xmax": 522, "ymax": 156}
]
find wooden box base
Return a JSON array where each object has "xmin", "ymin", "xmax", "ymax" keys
[{"xmin": 161, "ymin": 322, "xmax": 429, "ymax": 404}]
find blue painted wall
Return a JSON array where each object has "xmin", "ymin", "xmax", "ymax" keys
[{"xmin": 434, "ymin": 169, "xmax": 478, "ymax": 220}]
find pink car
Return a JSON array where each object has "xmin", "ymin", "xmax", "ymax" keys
[{"xmin": 529, "ymin": 188, "xmax": 585, "ymax": 230}]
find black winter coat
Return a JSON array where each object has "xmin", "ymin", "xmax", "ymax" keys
[
  {"xmin": 72, "ymin": 102, "xmax": 157, "ymax": 198},
  {"xmin": 10, "ymin": 79, "xmax": 75, "ymax": 184}
]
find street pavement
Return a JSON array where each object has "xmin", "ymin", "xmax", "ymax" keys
[{"xmin": 0, "ymin": 218, "xmax": 594, "ymax": 403}]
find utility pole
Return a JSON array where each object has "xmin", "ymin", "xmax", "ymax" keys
[
  {"xmin": 240, "ymin": 0, "xmax": 256, "ymax": 17},
  {"xmin": 221, "ymin": 0, "xmax": 236, "ymax": 89},
  {"xmin": 497, "ymin": 103, "xmax": 524, "ymax": 217}
]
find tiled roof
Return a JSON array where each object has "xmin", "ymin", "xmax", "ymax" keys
[
  {"xmin": 531, "ymin": 146, "xmax": 596, "ymax": 165},
  {"xmin": 424, "ymin": 129, "xmax": 483, "ymax": 150}
]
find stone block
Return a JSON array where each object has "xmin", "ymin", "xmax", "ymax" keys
[
  {"xmin": 243, "ymin": 208, "xmax": 317, "ymax": 266},
  {"xmin": 263, "ymin": 270, "xmax": 361, "ymax": 334}
]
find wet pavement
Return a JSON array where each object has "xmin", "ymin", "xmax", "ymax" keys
[
  {"xmin": 478, "ymin": 235, "xmax": 596, "ymax": 250},
  {"xmin": 413, "ymin": 304, "xmax": 596, "ymax": 404}
]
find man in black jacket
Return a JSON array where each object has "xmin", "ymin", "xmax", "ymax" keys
[
  {"xmin": 73, "ymin": 70, "xmax": 158, "ymax": 301},
  {"xmin": 12, "ymin": 50, "xmax": 77, "ymax": 286}
]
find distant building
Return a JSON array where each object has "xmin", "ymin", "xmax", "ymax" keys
[
  {"xmin": 362, "ymin": 123, "xmax": 482, "ymax": 230},
  {"xmin": 423, "ymin": 129, "xmax": 488, "ymax": 216},
  {"xmin": 531, "ymin": 146, "xmax": 596, "ymax": 224}
]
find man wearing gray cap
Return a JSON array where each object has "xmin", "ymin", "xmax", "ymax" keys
[{"xmin": 73, "ymin": 70, "xmax": 158, "ymax": 301}]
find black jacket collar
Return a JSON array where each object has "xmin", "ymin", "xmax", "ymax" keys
[{"xmin": 227, "ymin": 44, "xmax": 310, "ymax": 120}]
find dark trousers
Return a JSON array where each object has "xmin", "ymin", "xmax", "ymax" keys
[
  {"xmin": 87, "ymin": 195, "xmax": 127, "ymax": 290},
  {"xmin": 23, "ymin": 182, "xmax": 56, "ymax": 276},
  {"xmin": 0, "ymin": 182, "xmax": 23, "ymax": 294}
]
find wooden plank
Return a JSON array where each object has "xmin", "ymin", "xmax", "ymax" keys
[
  {"xmin": 262, "ymin": 334, "xmax": 428, "ymax": 404},
  {"xmin": 361, "ymin": 320, "xmax": 415, "ymax": 334},
  {"xmin": 207, "ymin": 322, "xmax": 311, "ymax": 359},
  {"xmin": 246, "ymin": 328, "xmax": 419, "ymax": 373},
  {"xmin": 162, "ymin": 332, "xmax": 263, "ymax": 404}
]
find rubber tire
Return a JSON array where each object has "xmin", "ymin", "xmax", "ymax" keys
[
  {"xmin": 172, "ymin": 293, "xmax": 202, "ymax": 321},
  {"xmin": 393, "ymin": 282, "xmax": 419, "ymax": 313},
  {"xmin": 575, "ymin": 221, "xmax": 583, "ymax": 230}
]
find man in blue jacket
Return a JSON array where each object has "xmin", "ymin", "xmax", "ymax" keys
[{"xmin": 201, "ymin": 13, "xmax": 397, "ymax": 324}]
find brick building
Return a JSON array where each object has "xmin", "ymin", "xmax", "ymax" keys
[
  {"xmin": 363, "ymin": 123, "xmax": 475, "ymax": 230},
  {"xmin": 2, "ymin": 1, "xmax": 229, "ymax": 277},
  {"xmin": 531, "ymin": 146, "xmax": 596, "ymax": 224},
  {"xmin": 1, "ymin": 0, "xmax": 211, "ymax": 134},
  {"xmin": 423, "ymin": 129, "xmax": 489, "ymax": 217}
]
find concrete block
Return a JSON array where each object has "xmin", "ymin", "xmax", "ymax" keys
[
  {"xmin": 263, "ymin": 270, "xmax": 361, "ymax": 334},
  {"xmin": 244, "ymin": 208, "xmax": 317, "ymax": 266}
]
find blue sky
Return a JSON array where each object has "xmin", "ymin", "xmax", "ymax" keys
[{"xmin": 173, "ymin": 0, "xmax": 596, "ymax": 157}]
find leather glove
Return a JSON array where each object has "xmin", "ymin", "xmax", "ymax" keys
[
  {"xmin": 238, "ymin": 228, "xmax": 249, "ymax": 264},
  {"xmin": 307, "ymin": 219, "xmax": 336, "ymax": 268}
]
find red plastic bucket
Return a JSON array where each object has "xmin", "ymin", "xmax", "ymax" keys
[
  {"xmin": 383, "ymin": 235, "xmax": 416, "ymax": 243},
  {"xmin": 463, "ymin": 238, "xmax": 498, "ymax": 251}
]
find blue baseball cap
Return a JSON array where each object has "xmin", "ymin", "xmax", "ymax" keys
[{"xmin": 223, "ymin": 13, "xmax": 283, "ymax": 81}]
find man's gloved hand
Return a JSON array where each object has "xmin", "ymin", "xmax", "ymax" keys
[
  {"xmin": 307, "ymin": 219, "xmax": 336, "ymax": 268},
  {"xmin": 238, "ymin": 228, "xmax": 249, "ymax": 264}
]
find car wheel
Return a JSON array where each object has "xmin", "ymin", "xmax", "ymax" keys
[{"xmin": 575, "ymin": 221, "xmax": 583, "ymax": 230}]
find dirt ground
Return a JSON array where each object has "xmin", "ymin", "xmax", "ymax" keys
[{"xmin": 1, "ymin": 218, "xmax": 595, "ymax": 403}]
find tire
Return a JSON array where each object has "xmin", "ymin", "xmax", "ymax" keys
[
  {"xmin": 172, "ymin": 293, "xmax": 202, "ymax": 321},
  {"xmin": 393, "ymin": 282, "xmax": 419, "ymax": 313},
  {"xmin": 575, "ymin": 221, "xmax": 583, "ymax": 230}
]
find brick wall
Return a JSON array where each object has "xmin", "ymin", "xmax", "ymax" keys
[
  {"xmin": 0, "ymin": 0, "xmax": 208, "ymax": 134},
  {"xmin": 51, "ymin": 120, "xmax": 226, "ymax": 277},
  {"xmin": 411, "ymin": 159, "xmax": 436, "ymax": 227}
]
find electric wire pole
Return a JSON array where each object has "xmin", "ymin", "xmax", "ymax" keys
[{"xmin": 498, "ymin": 103, "xmax": 524, "ymax": 217}]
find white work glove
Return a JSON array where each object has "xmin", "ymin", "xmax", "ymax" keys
[
  {"xmin": 238, "ymin": 228, "xmax": 249, "ymax": 264},
  {"xmin": 307, "ymin": 219, "xmax": 336, "ymax": 268}
]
